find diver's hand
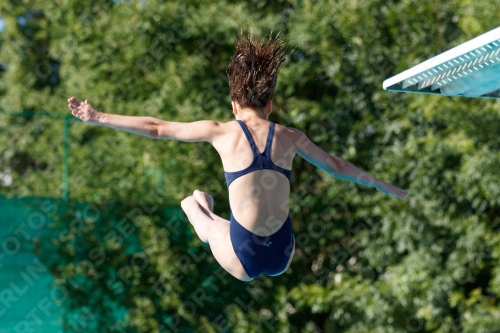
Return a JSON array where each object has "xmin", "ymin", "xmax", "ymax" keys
[
  {"xmin": 68, "ymin": 97, "xmax": 104, "ymax": 125},
  {"xmin": 376, "ymin": 181, "xmax": 409, "ymax": 199}
]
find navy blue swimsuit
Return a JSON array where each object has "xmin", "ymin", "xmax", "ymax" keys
[{"xmin": 224, "ymin": 120, "xmax": 295, "ymax": 278}]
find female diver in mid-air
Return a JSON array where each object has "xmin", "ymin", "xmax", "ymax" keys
[{"xmin": 68, "ymin": 31, "xmax": 409, "ymax": 282}]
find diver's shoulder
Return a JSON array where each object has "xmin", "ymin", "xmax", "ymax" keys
[{"xmin": 274, "ymin": 123, "xmax": 304, "ymax": 139}]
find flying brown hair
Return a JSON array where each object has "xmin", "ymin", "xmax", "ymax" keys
[{"xmin": 226, "ymin": 30, "xmax": 290, "ymax": 110}]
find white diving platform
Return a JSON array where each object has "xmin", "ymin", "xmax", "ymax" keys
[{"xmin": 383, "ymin": 26, "xmax": 500, "ymax": 99}]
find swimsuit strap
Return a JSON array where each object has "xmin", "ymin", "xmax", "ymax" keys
[
  {"xmin": 236, "ymin": 120, "xmax": 258, "ymax": 156},
  {"xmin": 236, "ymin": 120, "xmax": 274, "ymax": 156},
  {"xmin": 264, "ymin": 122, "xmax": 276, "ymax": 158}
]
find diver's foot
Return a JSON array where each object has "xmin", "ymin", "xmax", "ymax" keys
[{"xmin": 193, "ymin": 190, "xmax": 214, "ymax": 212}]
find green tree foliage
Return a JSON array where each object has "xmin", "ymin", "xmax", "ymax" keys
[{"xmin": 1, "ymin": 0, "xmax": 500, "ymax": 332}]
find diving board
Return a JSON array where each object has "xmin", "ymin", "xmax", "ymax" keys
[{"xmin": 383, "ymin": 26, "xmax": 500, "ymax": 99}]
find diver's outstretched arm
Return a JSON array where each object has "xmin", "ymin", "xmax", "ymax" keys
[
  {"xmin": 68, "ymin": 97, "xmax": 159, "ymax": 138},
  {"xmin": 334, "ymin": 160, "xmax": 409, "ymax": 199},
  {"xmin": 289, "ymin": 127, "xmax": 409, "ymax": 199},
  {"xmin": 68, "ymin": 97, "xmax": 221, "ymax": 142}
]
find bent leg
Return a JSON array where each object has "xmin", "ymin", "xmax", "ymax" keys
[
  {"xmin": 206, "ymin": 218, "xmax": 253, "ymax": 282},
  {"xmin": 181, "ymin": 195, "xmax": 213, "ymax": 243},
  {"xmin": 180, "ymin": 190, "xmax": 253, "ymax": 282},
  {"xmin": 180, "ymin": 190, "xmax": 228, "ymax": 242}
]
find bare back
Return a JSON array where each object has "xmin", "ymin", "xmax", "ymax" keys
[{"xmin": 211, "ymin": 120, "xmax": 297, "ymax": 236}]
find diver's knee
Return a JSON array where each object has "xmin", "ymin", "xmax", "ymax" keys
[{"xmin": 180, "ymin": 195, "xmax": 196, "ymax": 210}]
